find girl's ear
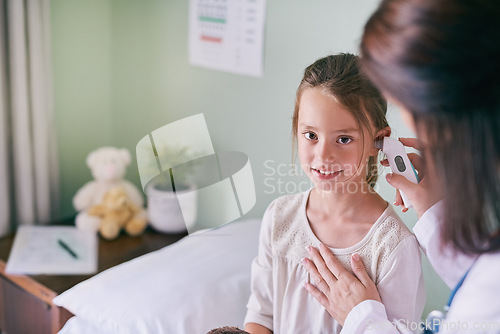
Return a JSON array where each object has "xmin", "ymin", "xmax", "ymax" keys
[{"xmin": 370, "ymin": 127, "xmax": 391, "ymax": 156}]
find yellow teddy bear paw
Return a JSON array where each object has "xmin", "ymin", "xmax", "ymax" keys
[
  {"xmin": 99, "ymin": 222, "xmax": 121, "ymax": 240},
  {"xmin": 125, "ymin": 218, "xmax": 148, "ymax": 237}
]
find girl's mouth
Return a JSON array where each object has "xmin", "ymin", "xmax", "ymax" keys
[{"xmin": 311, "ymin": 168, "xmax": 342, "ymax": 180}]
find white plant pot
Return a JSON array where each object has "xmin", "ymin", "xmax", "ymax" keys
[{"xmin": 146, "ymin": 183, "xmax": 197, "ymax": 234}]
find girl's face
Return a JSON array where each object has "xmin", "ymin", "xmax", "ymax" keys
[{"xmin": 297, "ymin": 87, "xmax": 378, "ymax": 192}]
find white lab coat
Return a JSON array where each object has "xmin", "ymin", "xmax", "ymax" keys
[{"xmin": 342, "ymin": 201, "xmax": 500, "ymax": 333}]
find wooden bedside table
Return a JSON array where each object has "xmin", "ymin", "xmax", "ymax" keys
[{"xmin": 0, "ymin": 224, "xmax": 187, "ymax": 334}]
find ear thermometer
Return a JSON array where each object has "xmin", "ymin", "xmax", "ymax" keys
[{"xmin": 375, "ymin": 137, "xmax": 419, "ymax": 208}]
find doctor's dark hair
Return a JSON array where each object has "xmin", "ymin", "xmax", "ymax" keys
[
  {"xmin": 292, "ymin": 53, "xmax": 388, "ymax": 187},
  {"xmin": 360, "ymin": 0, "xmax": 500, "ymax": 254}
]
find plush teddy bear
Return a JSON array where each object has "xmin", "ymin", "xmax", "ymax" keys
[
  {"xmin": 73, "ymin": 147, "xmax": 147, "ymax": 234},
  {"xmin": 87, "ymin": 187, "xmax": 148, "ymax": 240}
]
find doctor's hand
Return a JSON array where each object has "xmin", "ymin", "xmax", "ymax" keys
[
  {"xmin": 381, "ymin": 137, "xmax": 442, "ymax": 218},
  {"xmin": 302, "ymin": 244, "xmax": 381, "ymax": 326}
]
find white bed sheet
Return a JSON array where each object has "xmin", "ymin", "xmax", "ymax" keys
[{"xmin": 55, "ymin": 219, "xmax": 261, "ymax": 334}]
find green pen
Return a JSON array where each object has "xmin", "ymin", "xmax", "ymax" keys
[{"xmin": 57, "ymin": 238, "xmax": 79, "ymax": 259}]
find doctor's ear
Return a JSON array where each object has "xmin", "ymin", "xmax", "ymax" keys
[{"xmin": 370, "ymin": 127, "xmax": 391, "ymax": 156}]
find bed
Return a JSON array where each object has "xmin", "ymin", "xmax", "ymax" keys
[{"xmin": 53, "ymin": 218, "xmax": 261, "ymax": 334}]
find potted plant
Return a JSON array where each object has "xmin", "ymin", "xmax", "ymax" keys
[{"xmin": 146, "ymin": 146, "xmax": 199, "ymax": 233}]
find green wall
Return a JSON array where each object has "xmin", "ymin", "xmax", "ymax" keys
[
  {"xmin": 51, "ymin": 0, "xmax": 450, "ymax": 317},
  {"xmin": 51, "ymin": 0, "xmax": 113, "ymax": 216}
]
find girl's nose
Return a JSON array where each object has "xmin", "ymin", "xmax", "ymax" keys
[{"xmin": 316, "ymin": 140, "xmax": 335, "ymax": 163}]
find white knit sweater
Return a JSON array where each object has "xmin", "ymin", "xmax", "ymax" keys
[{"xmin": 245, "ymin": 189, "xmax": 426, "ymax": 333}]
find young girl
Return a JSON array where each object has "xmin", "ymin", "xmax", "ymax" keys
[{"xmin": 244, "ymin": 54, "xmax": 425, "ymax": 333}]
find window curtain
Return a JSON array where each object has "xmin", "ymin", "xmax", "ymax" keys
[{"xmin": 0, "ymin": 0, "xmax": 59, "ymax": 236}]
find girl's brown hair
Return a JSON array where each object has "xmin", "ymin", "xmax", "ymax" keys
[
  {"xmin": 360, "ymin": 0, "xmax": 500, "ymax": 254},
  {"xmin": 292, "ymin": 53, "xmax": 388, "ymax": 187}
]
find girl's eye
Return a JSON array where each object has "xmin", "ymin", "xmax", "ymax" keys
[
  {"xmin": 338, "ymin": 137, "xmax": 352, "ymax": 144},
  {"xmin": 304, "ymin": 132, "xmax": 318, "ymax": 140}
]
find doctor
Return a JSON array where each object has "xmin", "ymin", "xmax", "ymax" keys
[{"xmin": 302, "ymin": 0, "xmax": 500, "ymax": 333}]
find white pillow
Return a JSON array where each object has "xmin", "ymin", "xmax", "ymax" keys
[
  {"xmin": 59, "ymin": 316, "xmax": 107, "ymax": 334},
  {"xmin": 54, "ymin": 219, "xmax": 261, "ymax": 334}
]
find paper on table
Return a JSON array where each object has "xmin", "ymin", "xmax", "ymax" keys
[{"xmin": 5, "ymin": 225, "xmax": 97, "ymax": 275}]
